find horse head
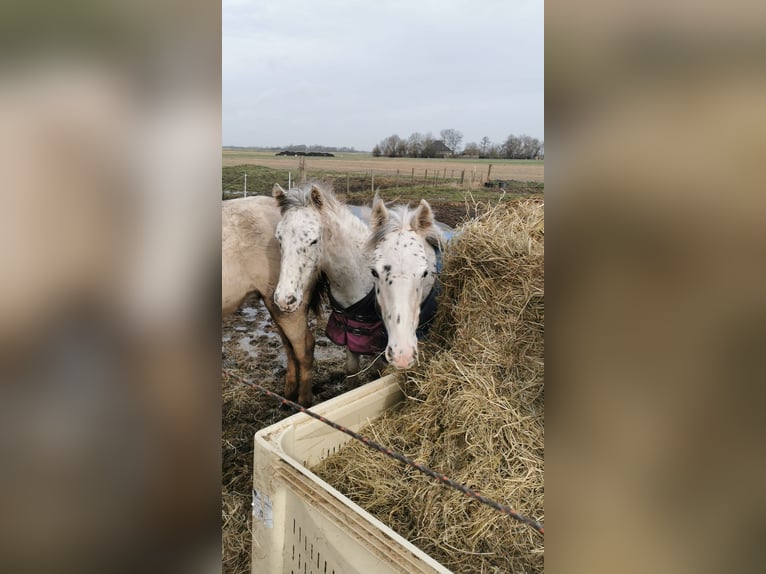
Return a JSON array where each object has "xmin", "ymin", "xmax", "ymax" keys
[
  {"xmin": 272, "ymin": 182, "xmax": 326, "ymax": 312},
  {"xmin": 368, "ymin": 196, "xmax": 441, "ymax": 369}
]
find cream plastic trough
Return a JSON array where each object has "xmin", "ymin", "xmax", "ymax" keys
[{"xmin": 252, "ymin": 374, "xmax": 452, "ymax": 574}]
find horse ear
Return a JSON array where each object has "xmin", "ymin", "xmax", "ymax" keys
[
  {"xmin": 272, "ymin": 183, "xmax": 286, "ymax": 199},
  {"xmin": 412, "ymin": 199, "xmax": 434, "ymax": 233},
  {"xmin": 371, "ymin": 194, "xmax": 389, "ymax": 231},
  {"xmin": 310, "ymin": 184, "xmax": 324, "ymax": 210}
]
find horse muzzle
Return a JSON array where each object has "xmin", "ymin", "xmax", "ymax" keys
[
  {"xmin": 274, "ymin": 291, "xmax": 301, "ymax": 313},
  {"xmin": 385, "ymin": 342, "xmax": 418, "ymax": 369}
]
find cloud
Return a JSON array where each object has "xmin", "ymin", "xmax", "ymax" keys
[{"xmin": 223, "ymin": 0, "xmax": 544, "ymax": 148}]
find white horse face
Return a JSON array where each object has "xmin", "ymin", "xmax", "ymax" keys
[
  {"xmin": 370, "ymin": 199, "xmax": 437, "ymax": 369},
  {"xmin": 273, "ymin": 187, "xmax": 324, "ymax": 313}
]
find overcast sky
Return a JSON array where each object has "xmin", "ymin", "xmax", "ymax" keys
[{"xmin": 223, "ymin": 0, "xmax": 543, "ymax": 151}]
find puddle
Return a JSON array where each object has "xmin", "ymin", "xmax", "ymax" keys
[{"xmin": 225, "ymin": 301, "xmax": 352, "ymax": 370}]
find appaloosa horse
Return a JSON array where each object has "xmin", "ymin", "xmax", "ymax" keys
[
  {"xmin": 271, "ymin": 182, "xmax": 379, "ymax": 376},
  {"xmin": 367, "ymin": 195, "xmax": 447, "ymax": 369},
  {"xmin": 222, "ymin": 196, "xmax": 320, "ymax": 406},
  {"xmin": 272, "ymin": 182, "xmax": 449, "ymax": 374}
]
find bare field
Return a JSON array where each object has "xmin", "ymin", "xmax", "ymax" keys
[{"xmin": 223, "ymin": 150, "xmax": 544, "ymax": 182}]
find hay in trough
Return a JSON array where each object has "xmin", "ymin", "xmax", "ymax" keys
[{"xmin": 313, "ymin": 199, "xmax": 544, "ymax": 573}]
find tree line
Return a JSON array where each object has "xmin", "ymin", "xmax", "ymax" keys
[
  {"xmin": 231, "ymin": 144, "xmax": 359, "ymax": 153},
  {"xmin": 371, "ymin": 129, "xmax": 543, "ymax": 160}
]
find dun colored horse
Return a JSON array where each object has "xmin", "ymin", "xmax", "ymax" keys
[{"xmin": 222, "ymin": 196, "xmax": 319, "ymax": 406}]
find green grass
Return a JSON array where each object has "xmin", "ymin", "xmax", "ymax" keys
[
  {"xmin": 222, "ymin": 165, "xmax": 290, "ymax": 198},
  {"xmin": 222, "ymin": 164, "xmax": 543, "ymax": 203}
]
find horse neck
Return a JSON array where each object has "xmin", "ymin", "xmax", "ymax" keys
[{"xmin": 320, "ymin": 204, "xmax": 373, "ymax": 308}]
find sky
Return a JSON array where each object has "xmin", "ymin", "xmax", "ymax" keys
[{"xmin": 223, "ymin": 0, "xmax": 543, "ymax": 151}]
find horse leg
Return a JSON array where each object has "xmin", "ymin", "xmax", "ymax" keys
[
  {"xmin": 345, "ymin": 349, "xmax": 360, "ymax": 376},
  {"xmin": 264, "ymin": 299, "xmax": 314, "ymax": 407},
  {"xmin": 262, "ymin": 299, "xmax": 300, "ymax": 402},
  {"xmin": 295, "ymin": 313, "xmax": 315, "ymax": 407},
  {"xmin": 279, "ymin": 309, "xmax": 315, "ymax": 407}
]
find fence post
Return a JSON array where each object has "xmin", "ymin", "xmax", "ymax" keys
[
  {"xmin": 346, "ymin": 172, "xmax": 350, "ymax": 194},
  {"xmin": 243, "ymin": 172, "xmax": 247, "ymax": 198},
  {"xmin": 424, "ymin": 168, "xmax": 428, "ymax": 189},
  {"xmin": 299, "ymin": 157, "xmax": 306, "ymax": 182},
  {"xmin": 487, "ymin": 163, "xmax": 492, "ymax": 182},
  {"xmin": 371, "ymin": 170, "xmax": 374, "ymax": 193},
  {"xmin": 460, "ymin": 170, "xmax": 465, "ymax": 187},
  {"xmin": 411, "ymin": 167, "xmax": 415, "ymax": 187},
  {"xmin": 395, "ymin": 169, "xmax": 399, "ymax": 191},
  {"xmin": 288, "ymin": 171, "xmax": 291, "ymax": 189}
]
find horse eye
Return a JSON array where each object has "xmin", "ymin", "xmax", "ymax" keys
[
  {"xmin": 422, "ymin": 270, "xmax": 428, "ymax": 278},
  {"xmin": 371, "ymin": 269, "xmax": 379, "ymax": 278},
  {"xmin": 309, "ymin": 238, "xmax": 318, "ymax": 245}
]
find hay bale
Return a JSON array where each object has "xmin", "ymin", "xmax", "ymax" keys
[{"xmin": 313, "ymin": 199, "xmax": 544, "ymax": 573}]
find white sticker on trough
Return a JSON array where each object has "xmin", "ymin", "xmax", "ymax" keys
[{"xmin": 252, "ymin": 489, "xmax": 274, "ymax": 528}]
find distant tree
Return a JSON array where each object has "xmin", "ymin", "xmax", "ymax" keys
[
  {"xmin": 520, "ymin": 135, "xmax": 542, "ymax": 159},
  {"xmin": 440, "ymin": 128, "xmax": 463, "ymax": 156},
  {"xmin": 487, "ymin": 144, "xmax": 503, "ymax": 159},
  {"xmin": 375, "ymin": 134, "xmax": 406, "ymax": 157},
  {"xmin": 462, "ymin": 142, "xmax": 480, "ymax": 157},
  {"xmin": 421, "ymin": 132, "xmax": 436, "ymax": 157},
  {"xmin": 387, "ymin": 134, "xmax": 405, "ymax": 157},
  {"xmin": 502, "ymin": 134, "xmax": 521, "ymax": 159},
  {"xmin": 502, "ymin": 133, "xmax": 542, "ymax": 159},
  {"xmin": 407, "ymin": 132, "xmax": 424, "ymax": 157},
  {"xmin": 372, "ymin": 144, "xmax": 381, "ymax": 157},
  {"xmin": 480, "ymin": 136, "xmax": 491, "ymax": 156}
]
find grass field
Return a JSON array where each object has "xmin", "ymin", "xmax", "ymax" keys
[
  {"xmin": 221, "ymin": 164, "xmax": 543, "ymax": 206},
  {"xmin": 222, "ymin": 149, "xmax": 544, "ymax": 183}
]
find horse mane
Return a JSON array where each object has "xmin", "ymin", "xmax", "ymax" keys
[
  {"xmin": 366, "ymin": 204, "xmax": 444, "ymax": 252},
  {"xmin": 274, "ymin": 180, "xmax": 343, "ymax": 215},
  {"xmin": 307, "ymin": 278, "xmax": 326, "ymax": 318}
]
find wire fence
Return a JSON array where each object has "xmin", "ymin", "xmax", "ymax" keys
[
  {"xmin": 222, "ymin": 166, "xmax": 494, "ymax": 198},
  {"xmin": 223, "ymin": 368, "xmax": 544, "ymax": 537}
]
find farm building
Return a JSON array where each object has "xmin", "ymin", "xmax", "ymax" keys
[{"xmin": 426, "ymin": 140, "xmax": 453, "ymax": 158}]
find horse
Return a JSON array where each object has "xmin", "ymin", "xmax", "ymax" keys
[
  {"xmin": 367, "ymin": 195, "xmax": 446, "ymax": 369},
  {"xmin": 271, "ymin": 182, "xmax": 378, "ymax": 377},
  {"xmin": 222, "ymin": 196, "xmax": 321, "ymax": 407}
]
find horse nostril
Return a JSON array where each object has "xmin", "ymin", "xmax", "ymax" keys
[
  {"xmin": 286, "ymin": 295, "xmax": 296, "ymax": 306},
  {"xmin": 385, "ymin": 346, "xmax": 393, "ymax": 363}
]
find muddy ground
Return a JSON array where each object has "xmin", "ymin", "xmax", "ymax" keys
[{"xmin": 221, "ymin": 200, "xmax": 486, "ymax": 574}]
